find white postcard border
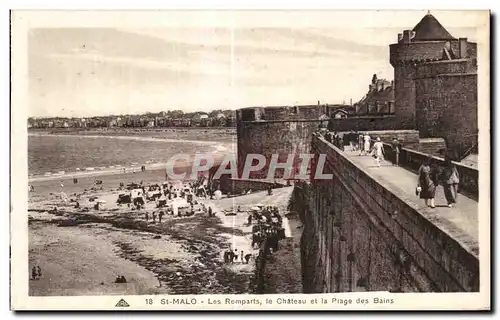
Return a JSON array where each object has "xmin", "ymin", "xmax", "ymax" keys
[{"xmin": 10, "ymin": 9, "xmax": 491, "ymax": 311}]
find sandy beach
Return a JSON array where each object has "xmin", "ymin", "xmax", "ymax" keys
[
  {"xmin": 28, "ymin": 165, "xmax": 294, "ymax": 296},
  {"xmin": 27, "ymin": 128, "xmax": 298, "ymax": 296}
]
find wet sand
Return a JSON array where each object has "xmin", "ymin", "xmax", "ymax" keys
[{"xmin": 28, "ymin": 169, "xmax": 294, "ymax": 296}]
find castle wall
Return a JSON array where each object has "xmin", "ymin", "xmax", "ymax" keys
[
  {"xmin": 236, "ymin": 106, "xmax": 327, "ymax": 179},
  {"xmin": 390, "ymin": 39, "xmax": 478, "ymax": 154},
  {"xmin": 328, "ymin": 115, "xmax": 397, "ymax": 132},
  {"xmin": 237, "ymin": 119, "xmax": 321, "ymax": 179},
  {"xmin": 218, "ymin": 177, "xmax": 284, "ymax": 195},
  {"xmin": 389, "ymin": 41, "xmax": 476, "ymax": 65},
  {"xmin": 393, "ymin": 64, "xmax": 417, "ymax": 129},
  {"xmin": 414, "ymin": 60, "xmax": 478, "ymax": 156},
  {"xmin": 238, "ymin": 105, "xmax": 325, "ymax": 122},
  {"xmin": 299, "ymin": 134, "xmax": 479, "ymax": 293}
]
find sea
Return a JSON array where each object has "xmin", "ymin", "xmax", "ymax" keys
[{"xmin": 28, "ymin": 134, "xmax": 234, "ymax": 177}]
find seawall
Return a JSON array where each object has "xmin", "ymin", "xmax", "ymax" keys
[{"xmin": 298, "ymin": 134, "xmax": 479, "ymax": 292}]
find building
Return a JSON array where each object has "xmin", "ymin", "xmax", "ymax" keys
[
  {"xmin": 326, "ymin": 104, "xmax": 354, "ymax": 119},
  {"xmin": 236, "ymin": 104, "xmax": 327, "ymax": 179},
  {"xmin": 331, "ymin": 110, "xmax": 348, "ymax": 119},
  {"xmin": 390, "ymin": 12, "xmax": 478, "ymax": 158},
  {"xmin": 191, "ymin": 113, "xmax": 209, "ymax": 127},
  {"xmin": 355, "ymin": 74, "xmax": 395, "ymax": 115}
]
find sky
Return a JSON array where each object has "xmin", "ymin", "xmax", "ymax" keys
[{"xmin": 27, "ymin": 11, "xmax": 483, "ymax": 118}]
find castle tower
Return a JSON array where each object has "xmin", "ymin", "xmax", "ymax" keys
[
  {"xmin": 390, "ymin": 13, "xmax": 457, "ymax": 129},
  {"xmin": 390, "ymin": 12, "xmax": 478, "ymax": 157}
]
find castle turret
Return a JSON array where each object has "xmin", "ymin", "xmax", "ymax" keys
[
  {"xmin": 389, "ymin": 13, "xmax": 462, "ymax": 129},
  {"xmin": 390, "ymin": 12, "xmax": 478, "ymax": 157}
]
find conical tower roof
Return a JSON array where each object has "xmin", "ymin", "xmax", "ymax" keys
[{"xmin": 412, "ymin": 13, "xmax": 456, "ymax": 41}]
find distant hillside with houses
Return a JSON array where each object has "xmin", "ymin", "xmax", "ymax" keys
[{"xmin": 28, "ymin": 109, "xmax": 237, "ymax": 129}]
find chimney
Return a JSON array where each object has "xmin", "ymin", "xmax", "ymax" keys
[
  {"xmin": 402, "ymin": 30, "xmax": 412, "ymax": 43},
  {"xmin": 459, "ymin": 38, "xmax": 468, "ymax": 58},
  {"xmin": 398, "ymin": 33, "xmax": 403, "ymax": 42}
]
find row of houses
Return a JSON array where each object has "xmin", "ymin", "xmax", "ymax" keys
[
  {"xmin": 28, "ymin": 111, "xmax": 237, "ymax": 129},
  {"xmin": 28, "ymin": 78, "xmax": 393, "ymax": 130}
]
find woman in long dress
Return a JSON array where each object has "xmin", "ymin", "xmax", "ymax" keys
[
  {"xmin": 441, "ymin": 155, "xmax": 460, "ymax": 207},
  {"xmin": 417, "ymin": 155, "xmax": 438, "ymax": 208},
  {"xmin": 363, "ymin": 134, "xmax": 371, "ymax": 155},
  {"xmin": 358, "ymin": 134, "xmax": 364, "ymax": 155},
  {"xmin": 372, "ymin": 137, "xmax": 385, "ymax": 167}
]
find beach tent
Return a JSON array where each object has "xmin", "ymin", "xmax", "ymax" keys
[
  {"xmin": 214, "ymin": 190, "xmax": 222, "ymax": 200},
  {"xmin": 171, "ymin": 197, "xmax": 190, "ymax": 216}
]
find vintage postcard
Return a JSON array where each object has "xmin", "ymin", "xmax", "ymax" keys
[{"xmin": 10, "ymin": 10, "xmax": 490, "ymax": 311}]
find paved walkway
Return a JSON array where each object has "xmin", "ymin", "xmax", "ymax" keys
[
  {"xmin": 201, "ymin": 186, "xmax": 295, "ymax": 265},
  {"xmin": 344, "ymin": 151, "xmax": 479, "ymax": 245}
]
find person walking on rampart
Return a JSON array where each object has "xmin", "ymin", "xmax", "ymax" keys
[
  {"xmin": 417, "ymin": 155, "xmax": 439, "ymax": 208},
  {"xmin": 441, "ymin": 155, "xmax": 460, "ymax": 208},
  {"xmin": 391, "ymin": 137, "xmax": 402, "ymax": 166},
  {"xmin": 343, "ymin": 133, "xmax": 351, "ymax": 151},
  {"xmin": 336, "ymin": 134, "xmax": 343, "ymax": 150},
  {"xmin": 363, "ymin": 134, "xmax": 371, "ymax": 156},
  {"xmin": 358, "ymin": 133, "xmax": 364, "ymax": 155},
  {"xmin": 372, "ymin": 137, "xmax": 385, "ymax": 167}
]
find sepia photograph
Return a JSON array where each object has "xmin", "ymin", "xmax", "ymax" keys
[{"xmin": 10, "ymin": 9, "xmax": 490, "ymax": 310}]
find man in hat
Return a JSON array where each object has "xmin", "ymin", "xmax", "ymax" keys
[{"xmin": 391, "ymin": 137, "xmax": 402, "ymax": 166}]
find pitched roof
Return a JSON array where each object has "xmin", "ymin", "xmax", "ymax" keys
[
  {"xmin": 412, "ymin": 13, "xmax": 456, "ymax": 41},
  {"xmin": 357, "ymin": 85, "xmax": 394, "ymax": 106}
]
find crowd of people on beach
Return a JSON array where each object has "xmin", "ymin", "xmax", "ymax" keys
[
  {"xmin": 223, "ymin": 249, "xmax": 252, "ymax": 264},
  {"xmin": 249, "ymin": 206, "xmax": 285, "ymax": 253},
  {"xmin": 220, "ymin": 204, "xmax": 286, "ymax": 266},
  {"xmin": 31, "ymin": 161, "xmax": 294, "ymax": 288}
]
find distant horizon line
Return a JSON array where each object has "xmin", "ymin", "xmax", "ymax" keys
[{"xmin": 28, "ymin": 101, "xmax": 357, "ymax": 119}]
